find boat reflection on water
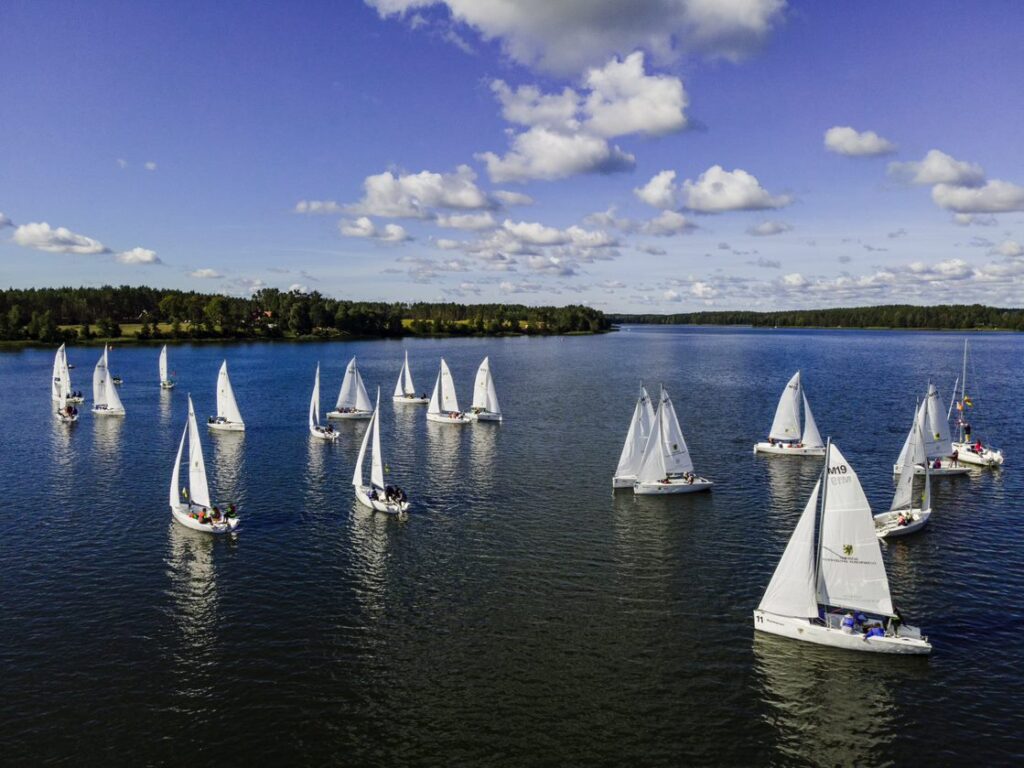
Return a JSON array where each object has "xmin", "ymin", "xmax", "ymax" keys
[
  {"xmin": 752, "ymin": 633, "xmax": 927, "ymax": 766},
  {"xmin": 210, "ymin": 431, "xmax": 245, "ymax": 507},
  {"xmin": 158, "ymin": 386, "xmax": 174, "ymax": 426},
  {"xmin": 91, "ymin": 412, "xmax": 123, "ymax": 479},
  {"xmin": 467, "ymin": 422, "xmax": 498, "ymax": 498},
  {"xmin": 425, "ymin": 420, "xmax": 464, "ymax": 494},
  {"xmin": 348, "ymin": 501, "xmax": 396, "ymax": 622}
]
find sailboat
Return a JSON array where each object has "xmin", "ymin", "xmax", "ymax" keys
[
  {"xmin": 753, "ymin": 440, "xmax": 931, "ymax": 654},
  {"xmin": 309, "ymin": 363, "xmax": 339, "ymax": 441},
  {"xmin": 353, "ymin": 388, "xmax": 409, "ymax": 517},
  {"xmin": 159, "ymin": 345, "xmax": 175, "ymax": 389},
  {"xmin": 467, "ymin": 356, "xmax": 502, "ymax": 422},
  {"xmin": 875, "ymin": 418, "xmax": 932, "ymax": 538},
  {"xmin": 208, "ymin": 360, "xmax": 245, "ymax": 432},
  {"xmin": 392, "ymin": 351, "xmax": 428, "ymax": 404},
  {"xmin": 893, "ymin": 384, "xmax": 966, "ymax": 476},
  {"xmin": 328, "ymin": 357, "xmax": 373, "ymax": 419},
  {"xmin": 426, "ymin": 358, "xmax": 470, "ymax": 424},
  {"xmin": 52, "ymin": 344, "xmax": 80, "ymax": 422},
  {"xmin": 613, "ymin": 384, "xmax": 656, "ymax": 489},
  {"xmin": 170, "ymin": 395, "xmax": 240, "ymax": 534},
  {"xmin": 754, "ymin": 371, "xmax": 825, "ymax": 456},
  {"xmin": 949, "ymin": 339, "xmax": 1004, "ymax": 467},
  {"xmin": 634, "ymin": 387, "xmax": 713, "ymax": 495},
  {"xmin": 92, "ymin": 344, "xmax": 126, "ymax": 416}
]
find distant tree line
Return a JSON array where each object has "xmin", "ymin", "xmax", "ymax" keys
[
  {"xmin": 0, "ymin": 286, "xmax": 610, "ymax": 342},
  {"xmin": 610, "ymin": 304, "xmax": 1024, "ymax": 331}
]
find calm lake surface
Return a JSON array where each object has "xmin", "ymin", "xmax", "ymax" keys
[{"xmin": 2, "ymin": 327, "xmax": 1022, "ymax": 766}]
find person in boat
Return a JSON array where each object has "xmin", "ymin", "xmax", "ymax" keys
[
  {"xmin": 897, "ymin": 512, "xmax": 908, "ymax": 527},
  {"xmin": 974, "ymin": 438, "xmax": 983, "ymax": 454},
  {"xmin": 932, "ymin": 458, "xmax": 942, "ymax": 470},
  {"xmin": 841, "ymin": 613, "xmax": 855, "ymax": 633},
  {"xmin": 369, "ymin": 488, "xmax": 378, "ymax": 501},
  {"xmin": 768, "ymin": 437, "xmax": 776, "ymax": 446},
  {"xmin": 964, "ymin": 422, "xmax": 972, "ymax": 441},
  {"xmin": 226, "ymin": 503, "xmax": 237, "ymax": 518},
  {"xmin": 951, "ymin": 448, "xmax": 959, "ymax": 467}
]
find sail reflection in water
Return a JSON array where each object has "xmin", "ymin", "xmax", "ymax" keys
[
  {"xmin": 211, "ymin": 431, "xmax": 245, "ymax": 507},
  {"xmin": 425, "ymin": 420, "xmax": 465, "ymax": 491},
  {"xmin": 348, "ymin": 503, "xmax": 395, "ymax": 622},
  {"xmin": 467, "ymin": 422, "xmax": 498, "ymax": 498},
  {"xmin": 158, "ymin": 386, "xmax": 174, "ymax": 426}
]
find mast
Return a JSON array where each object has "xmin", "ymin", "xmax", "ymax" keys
[
  {"xmin": 960, "ymin": 339, "xmax": 968, "ymax": 442},
  {"xmin": 813, "ymin": 437, "xmax": 830, "ymax": 611}
]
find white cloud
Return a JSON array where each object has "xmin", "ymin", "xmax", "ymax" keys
[
  {"xmin": 436, "ymin": 211, "xmax": 496, "ymax": 230},
  {"xmin": 824, "ymin": 126, "xmax": 896, "ymax": 156},
  {"xmin": 189, "ymin": 268, "xmax": 223, "ymax": 278},
  {"xmin": 367, "ymin": 0, "xmax": 787, "ymax": 75},
  {"xmin": 888, "ymin": 149, "xmax": 984, "ymax": 186},
  {"xmin": 12, "ymin": 222, "xmax": 109, "ymax": 254},
  {"xmin": 144, "ymin": 161, "xmax": 157, "ymax": 171},
  {"xmin": 295, "ymin": 200, "xmax": 344, "ymax": 214},
  {"xmin": 116, "ymin": 247, "xmax": 161, "ymax": 265},
  {"xmin": 503, "ymin": 218, "xmax": 569, "ymax": 245},
  {"xmin": 641, "ymin": 210, "xmax": 695, "ymax": 236},
  {"xmin": 351, "ymin": 164, "xmax": 492, "ymax": 218},
  {"xmin": 991, "ymin": 240, "xmax": 1024, "ymax": 258},
  {"xmin": 635, "ymin": 170, "xmax": 679, "ymax": 209},
  {"xmin": 582, "ymin": 52, "xmax": 688, "ymax": 137},
  {"xmin": 500, "ymin": 279, "xmax": 542, "ymax": 294},
  {"xmin": 932, "ymin": 179, "xmax": 1024, "ymax": 213},
  {"xmin": 493, "ymin": 190, "xmax": 534, "ymax": 207},
  {"xmin": 116, "ymin": 158, "xmax": 128, "ymax": 169},
  {"xmin": 477, "ymin": 125, "xmax": 634, "ymax": 183},
  {"xmin": 340, "ymin": 216, "xmax": 411, "ymax": 242},
  {"xmin": 681, "ymin": 165, "xmax": 791, "ymax": 212},
  {"xmin": 953, "ymin": 213, "xmax": 997, "ymax": 227},
  {"xmin": 691, "ymin": 281, "xmax": 717, "ymax": 298},
  {"xmin": 491, "ymin": 80, "xmax": 580, "ymax": 130},
  {"xmin": 747, "ymin": 220, "xmax": 791, "ymax": 236},
  {"xmin": 781, "ymin": 272, "xmax": 808, "ymax": 288},
  {"xmin": 0, "ymin": 212, "xmax": 12, "ymax": 229}
]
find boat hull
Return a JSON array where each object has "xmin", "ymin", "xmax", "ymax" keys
[
  {"xmin": 208, "ymin": 420, "xmax": 245, "ymax": 432},
  {"xmin": 161, "ymin": 381, "xmax": 176, "ymax": 390},
  {"xmin": 612, "ymin": 475, "xmax": 637, "ymax": 489},
  {"xmin": 951, "ymin": 441, "xmax": 1004, "ymax": 467},
  {"xmin": 393, "ymin": 396, "xmax": 429, "ymax": 405},
  {"xmin": 170, "ymin": 504, "xmax": 239, "ymax": 534},
  {"xmin": 893, "ymin": 460, "xmax": 968, "ymax": 476},
  {"xmin": 634, "ymin": 477, "xmax": 713, "ymax": 495},
  {"xmin": 327, "ymin": 410, "xmax": 372, "ymax": 420},
  {"xmin": 426, "ymin": 412, "xmax": 471, "ymax": 424},
  {"xmin": 309, "ymin": 426, "xmax": 339, "ymax": 441},
  {"xmin": 753, "ymin": 611, "xmax": 931, "ymax": 655},
  {"xmin": 56, "ymin": 412, "xmax": 79, "ymax": 423},
  {"xmin": 92, "ymin": 406, "xmax": 125, "ymax": 417},
  {"xmin": 874, "ymin": 507, "xmax": 931, "ymax": 538},
  {"xmin": 754, "ymin": 442, "xmax": 826, "ymax": 456},
  {"xmin": 468, "ymin": 410, "xmax": 502, "ymax": 422},
  {"xmin": 66, "ymin": 396, "xmax": 85, "ymax": 404},
  {"xmin": 355, "ymin": 485, "xmax": 409, "ymax": 516}
]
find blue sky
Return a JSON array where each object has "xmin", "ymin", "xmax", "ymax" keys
[{"xmin": 2, "ymin": 0, "xmax": 1023, "ymax": 311}]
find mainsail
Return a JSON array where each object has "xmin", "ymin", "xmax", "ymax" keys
[
  {"xmin": 187, "ymin": 395, "xmax": 211, "ymax": 508},
  {"xmin": 615, "ymin": 385, "xmax": 655, "ymax": 479},
  {"xmin": 337, "ymin": 357, "xmax": 372, "ymax": 411},
  {"xmin": 471, "ymin": 357, "xmax": 501, "ymax": 414},
  {"xmin": 758, "ymin": 482, "xmax": 820, "ymax": 619},
  {"xmin": 428, "ymin": 358, "xmax": 460, "ymax": 414},
  {"xmin": 394, "ymin": 351, "xmax": 416, "ymax": 397},
  {"xmin": 217, "ymin": 361, "xmax": 244, "ymax": 424},
  {"xmin": 636, "ymin": 389, "xmax": 695, "ymax": 483},
  {"xmin": 769, "ymin": 372, "xmax": 802, "ymax": 441}
]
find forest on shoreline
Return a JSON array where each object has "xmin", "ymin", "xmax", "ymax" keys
[{"xmin": 0, "ymin": 286, "xmax": 610, "ymax": 344}]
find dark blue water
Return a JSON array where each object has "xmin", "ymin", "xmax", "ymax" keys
[{"xmin": 2, "ymin": 327, "xmax": 1022, "ymax": 766}]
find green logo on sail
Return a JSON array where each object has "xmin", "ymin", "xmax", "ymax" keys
[{"xmin": 843, "ymin": 544, "xmax": 853, "ymax": 556}]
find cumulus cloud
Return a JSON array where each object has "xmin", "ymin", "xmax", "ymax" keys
[
  {"xmin": 366, "ymin": 0, "xmax": 787, "ymax": 75},
  {"xmin": 635, "ymin": 170, "xmax": 679, "ymax": 209},
  {"xmin": 295, "ymin": 200, "xmax": 344, "ymax": 214},
  {"xmin": 953, "ymin": 213, "xmax": 997, "ymax": 227},
  {"xmin": 681, "ymin": 165, "xmax": 791, "ymax": 212},
  {"xmin": 932, "ymin": 179, "xmax": 1024, "ymax": 213},
  {"xmin": 641, "ymin": 210, "xmax": 695, "ymax": 236},
  {"xmin": 189, "ymin": 268, "xmax": 223, "ymax": 278},
  {"xmin": 340, "ymin": 216, "xmax": 410, "ymax": 242},
  {"xmin": 478, "ymin": 125, "xmax": 635, "ymax": 183},
  {"xmin": 493, "ymin": 190, "xmax": 534, "ymax": 207},
  {"xmin": 0, "ymin": 212, "xmax": 12, "ymax": 229},
  {"xmin": 747, "ymin": 220, "xmax": 791, "ymax": 236},
  {"xmin": 991, "ymin": 240, "xmax": 1024, "ymax": 258},
  {"xmin": 500, "ymin": 279, "xmax": 542, "ymax": 294},
  {"xmin": 436, "ymin": 211, "xmax": 496, "ymax": 230},
  {"xmin": 350, "ymin": 164, "xmax": 492, "ymax": 218},
  {"xmin": 12, "ymin": 222, "xmax": 109, "ymax": 254},
  {"xmin": 582, "ymin": 52, "xmax": 688, "ymax": 137},
  {"xmin": 824, "ymin": 126, "xmax": 896, "ymax": 156},
  {"xmin": 116, "ymin": 247, "xmax": 162, "ymax": 265},
  {"xmin": 888, "ymin": 149, "xmax": 985, "ymax": 187},
  {"xmin": 144, "ymin": 161, "xmax": 158, "ymax": 171}
]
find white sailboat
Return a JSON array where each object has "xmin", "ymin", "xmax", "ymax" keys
[
  {"xmin": 353, "ymin": 388, "xmax": 409, "ymax": 517},
  {"xmin": 170, "ymin": 395, "xmax": 239, "ymax": 534},
  {"xmin": 754, "ymin": 441, "xmax": 931, "ymax": 654},
  {"xmin": 613, "ymin": 384, "xmax": 656, "ymax": 489},
  {"xmin": 634, "ymin": 387, "xmax": 713, "ymax": 495},
  {"xmin": 52, "ymin": 344, "xmax": 80, "ymax": 422},
  {"xmin": 309, "ymin": 363, "xmax": 339, "ymax": 441},
  {"xmin": 208, "ymin": 360, "xmax": 245, "ymax": 432},
  {"xmin": 893, "ymin": 384, "xmax": 966, "ymax": 476},
  {"xmin": 875, "ymin": 418, "xmax": 932, "ymax": 538},
  {"xmin": 426, "ymin": 358, "xmax": 470, "ymax": 424},
  {"xmin": 392, "ymin": 350, "xmax": 429, "ymax": 404},
  {"xmin": 467, "ymin": 356, "xmax": 502, "ymax": 422},
  {"xmin": 753, "ymin": 371, "xmax": 825, "ymax": 456},
  {"xmin": 949, "ymin": 339, "xmax": 1004, "ymax": 467},
  {"xmin": 328, "ymin": 357, "xmax": 373, "ymax": 419},
  {"xmin": 92, "ymin": 344, "xmax": 125, "ymax": 416},
  {"xmin": 159, "ymin": 345, "xmax": 175, "ymax": 389}
]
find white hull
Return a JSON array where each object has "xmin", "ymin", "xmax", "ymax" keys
[
  {"xmin": 753, "ymin": 611, "xmax": 931, "ymax": 655},
  {"xmin": 355, "ymin": 485, "xmax": 409, "ymax": 516},
  {"xmin": 393, "ymin": 395, "xmax": 429, "ymax": 405},
  {"xmin": 874, "ymin": 508, "xmax": 931, "ymax": 539},
  {"xmin": 327, "ymin": 409, "xmax": 372, "ymax": 420},
  {"xmin": 634, "ymin": 477, "xmax": 713, "ymax": 495},
  {"xmin": 56, "ymin": 412, "xmax": 79, "ymax": 424},
  {"xmin": 66, "ymin": 396, "xmax": 84, "ymax": 404},
  {"xmin": 171, "ymin": 503, "xmax": 239, "ymax": 534},
  {"xmin": 161, "ymin": 381, "xmax": 176, "ymax": 390},
  {"xmin": 754, "ymin": 441, "xmax": 826, "ymax": 456},
  {"xmin": 612, "ymin": 475, "xmax": 637, "ymax": 489},
  {"xmin": 309, "ymin": 425, "xmax": 339, "ymax": 442},
  {"xmin": 92, "ymin": 406, "xmax": 125, "ymax": 417},
  {"xmin": 427, "ymin": 412, "xmax": 471, "ymax": 424},
  {"xmin": 951, "ymin": 441, "xmax": 1004, "ymax": 467},
  {"xmin": 208, "ymin": 420, "xmax": 245, "ymax": 432},
  {"xmin": 893, "ymin": 460, "xmax": 968, "ymax": 476},
  {"xmin": 468, "ymin": 410, "xmax": 502, "ymax": 422}
]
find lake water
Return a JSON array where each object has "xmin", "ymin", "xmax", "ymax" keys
[{"xmin": 2, "ymin": 327, "xmax": 1022, "ymax": 766}]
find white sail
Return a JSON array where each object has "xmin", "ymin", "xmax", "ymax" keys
[
  {"xmin": 892, "ymin": 415, "xmax": 927, "ymax": 510},
  {"xmin": 816, "ymin": 444, "xmax": 894, "ymax": 616},
  {"xmin": 769, "ymin": 371, "xmax": 802, "ymax": 441},
  {"xmin": 428, "ymin": 369, "xmax": 442, "ymax": 414},
  {"xmin": 923, "ymin": 383, "xmax": 952, "ymax": 458},
  {"xmin": 337, "ymin": 357, "xmax": 372, "ymax": 411},
  {"xmin": 433, "ymin": 358, "xmax": 460, "ymax": 412},
  {"xmin": 394, "ymin": 351, "xmax": 416, "ymax": 397},
  {"xmin": 187, "ymin": 395, "xmax": 211, "ymax": 508},
  {"xmin": 615, "ymin": 386, "xmax": 655, "ymax": 479},
  {"xmin": 52, "ymin": 344, "xmax": 66, "ymax": 400},
  {"xmin": 59, "ymin": 346, "xmax": 72, "ymax": 401},
  {"xmin": 801, "ymin": 394, "xmax": 823, "ymax": 448},
  {"xmin": 472, "ymin": 357, "xmax": 501, "ymax": 414},
  {"xmin": 310, "ymin": 364, "xmax": 322, "ymax": 428},
  {"xmin": 758, "ymin": 481, "xmax": 821, "ymax": 619},
  {"xmin": 216, "ymin": 360, "xmax": 244, "ymax": 424},
  {"xmin": 353, "ymin": 406, "xmax": 374, "ymax": 487},
  {"xmin": 170, "ymin": 423, "xmax": 186, "ymax": 508},
  {"xmin": 93, "ymin": 346, "xmax": 109, "ymax": 406},
  {"xmin": 105, "ymin": 359, "xmax": 125, "ymax": 412},
  {"xmin": 370, "ymin": 390, "xmax": 385, "ymax": 489},
  {"xmin": 159, "ymin": 345, "xmax": 169, "ymax": 383},
  {"xmin": 636, "ymin": 389, "xmax": 695, "ymax": 483}
]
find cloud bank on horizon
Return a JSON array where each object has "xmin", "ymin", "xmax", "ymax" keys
[{"xmin": 2, "ymin": 1, "xmax": 1023, "ymax": 310}]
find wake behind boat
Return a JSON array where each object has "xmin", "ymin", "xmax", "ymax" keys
[
  {"xmin": 634, "ymin": 387, "xmax": 712, "ymax": 495},
  {"xmin": 353, "ymin": 388, "xmax": 409, "ymax": 517},
  {"xmin": 328, "ymin": 357, "xmax": 373, "ymax": 419},
  {"xmin": 467, "ymin": 356, "xmax": 502, "ymax": 422},
  {"xmin": 949, "ymin": 339, "xmax": 1004, "ymax": 468},
  {"xmin": 92, "ymin": 344, "xmax": 125, "ymax": 416},
  {"xmin": 876, "ymin": 416, "xmax": 932, "ymax": 539},
  {"xmin": 754, "ymin": 371, "xmax": 825, "ymax": 456},
  {"xmin": 393, "ymin": 350, "xmax": 429, "ymax": 404},
  {"xmin": 309, "ymin": 363, "xmax": 339, "ymax": 441},
  {"xmin": 613, "ymin": 384, "xmax": 655, "ymax": 489},
  {"xmin": 426, "ymin": 358, "xmax": 470, "ymax": 424},
  {"xmin": 208, "ymin": 360, "xmax": 245, "ymax": 432},
  {"xmin": 170, "ymin": 395, "xmax": 239, "ymax": 534},
  {"xmin": 754, "ymin": 440, "xmax": 931, "ymax": 655}
]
